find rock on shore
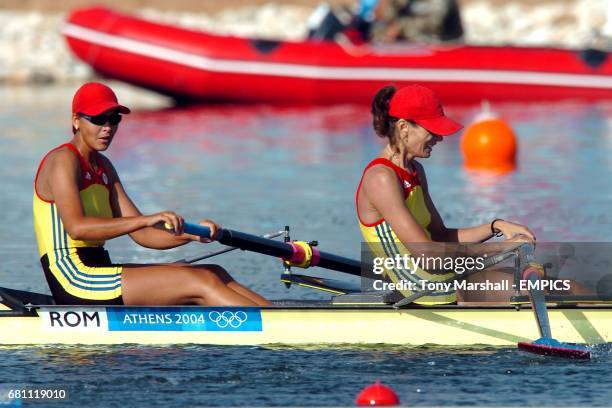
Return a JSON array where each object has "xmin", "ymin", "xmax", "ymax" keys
[{"xmin": 0, "ymin": 0, "xmax": 610, "ymax": 85}]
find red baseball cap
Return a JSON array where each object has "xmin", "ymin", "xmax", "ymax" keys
[
  {"xmin": 72, "ymin": 82, "xmax": 131, "ymax": 116},
  {"xmin": 388, "ymin": 85, "xmax": 462, "ymax": 136}
]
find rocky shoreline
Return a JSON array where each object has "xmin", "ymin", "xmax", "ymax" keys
[{"xmin": 1, "ymin": 0, "xmax": 610, "ymax": 86}]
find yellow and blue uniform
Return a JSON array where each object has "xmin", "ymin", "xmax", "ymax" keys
[
  {"xmin": 33, "ymin": 143, "xmax": 123, "ymax": 304},
  {"xmin": 356, "ymin": 158, "xmax": 456, "ymax": 304}
]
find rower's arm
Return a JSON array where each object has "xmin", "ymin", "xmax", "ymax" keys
[
  {"xmin": 102, "ymin": 157, "xmax": 194, "ymax": 249},
  {"xmin": 415, "ymin": 162, "xmax": 493, "ymax": 243},
  {"xmin": 49, "ymin": 150, "xmax": 151, "ymax": 242}
]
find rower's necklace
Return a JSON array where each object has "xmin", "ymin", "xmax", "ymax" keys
[{"xmin": 385, "ymin": 145, "xmax": 405, "ymax": 168}]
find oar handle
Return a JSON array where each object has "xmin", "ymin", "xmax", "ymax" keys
[
  {"xmin": 181, "ymin": 222, "xmax": 362, "ymax": 275},
  {"xmin": 183, "ymin": 222, "xmax": 212, "ymax": 239}
]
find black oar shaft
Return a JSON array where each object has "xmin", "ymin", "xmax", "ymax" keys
[
  {"xmin": 316, "ymin": 255, "xmax": 362, "ymax": 276},
  {"xmin": 185, "ymin": 223, "xmax": 362, "ymax": 275},
  {"xmin": 175, "ymin": 230, "xmax": 284, "ymax": 264},
  {"xmin": 217, "ymin": 229, "xmax": 293, "ymax": 257},
  {"xmin": 219, "ymin": 230, "xmax": 362, "ymax": 276}
]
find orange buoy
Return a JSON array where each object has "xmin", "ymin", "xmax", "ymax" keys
[
  {"xmin": 460, "ymin": 117, "xmax": 517, "ymax": 174},
  {"xmin": 355, "ymin": 380, "xmax": 400, "ymax": 406}
]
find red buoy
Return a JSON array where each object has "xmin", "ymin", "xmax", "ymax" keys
[{"xmin": 355, "ymin": 380, "xmax": 400, "ymax": 406}]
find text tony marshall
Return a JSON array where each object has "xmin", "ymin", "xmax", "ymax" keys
[{"xmin": 372, "ymin": 279, "xmax": 509, "ymax": 292}]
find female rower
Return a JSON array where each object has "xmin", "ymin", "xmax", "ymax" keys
[
  {"xmin": 356, "ymin": 84, "xmax": 536, "ymax": 304},
  {"xmin": 33, "ymin": 82, "xmax": 270, "ymax": 306}
]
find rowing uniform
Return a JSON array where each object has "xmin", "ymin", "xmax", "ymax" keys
[
  {"xmin": 33, "ymin": 143, "xmax": 123, "ymax": 305},
  {"xmin": 356, "ymin": 158, "xmax": 456, "ymax": 304}
]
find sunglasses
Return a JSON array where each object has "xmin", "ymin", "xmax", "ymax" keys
[{"xmin": 79, "ymin": 112, "xmax": 122, "ymax": 126}]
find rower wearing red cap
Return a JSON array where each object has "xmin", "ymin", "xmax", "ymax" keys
[
  {"xmin": 356, "ymin": 85, "xmax": 536, "ymax": 303},
  {"xmin": 32, "ymin": 82, "xmax": 270, "ymax": 306}
]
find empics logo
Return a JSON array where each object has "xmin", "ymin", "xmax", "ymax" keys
[{"xmin": 518, "ymin": 279, "xmax": 571, "ymax": 291}]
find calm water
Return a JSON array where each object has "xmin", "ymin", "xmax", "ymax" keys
[{"xmin": 1, "ymin": 85, "xmax": 612, "ymax": 406}]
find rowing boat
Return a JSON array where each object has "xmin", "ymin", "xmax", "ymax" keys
[
  {"xmin": 2, "ymin": 283, "xmax": 611, "ymax": 347},
  {"xmin": 2, "ymin": 223, "xmax": 606, "ymax": 350}
]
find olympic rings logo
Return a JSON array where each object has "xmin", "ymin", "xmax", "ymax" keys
[{"xmin": 208, "ymin": 311, "xmax": 248, "ymax": 328}]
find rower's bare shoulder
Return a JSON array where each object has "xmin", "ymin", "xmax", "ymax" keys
[
  {"xmin": 362, "ymin": 164, "xmax": 400, "ymax": 192},
  {"xmin": 36, "ymin": 148, "xmax": 80, "ymax": 200},
  {"xmin": 42, "ymin": 147, "xmax": 80, "ymax": 174}
]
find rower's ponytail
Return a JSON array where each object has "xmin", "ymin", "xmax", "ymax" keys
[{"xmin": 371, "ymin": 85, "xmax": 397, "ymax": 138}]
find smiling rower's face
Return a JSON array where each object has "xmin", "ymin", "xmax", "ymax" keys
[
  {"xmin": 397, "ymin": 120, "xmax": 443, "ymax": 159},
  {"xmin": 72, "ymin": 110, "xmax": 120, "ymax": 151}
]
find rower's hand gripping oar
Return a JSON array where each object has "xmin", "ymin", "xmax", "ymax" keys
[
  {"xmin": 178, "ymin": 222, "xmax": 363, "ymax": 276},
  {"xmin": 516, "ymin": 245, "xmax": 591, "ymax": 359}
]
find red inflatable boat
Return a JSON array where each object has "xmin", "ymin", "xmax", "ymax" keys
[{"xmin": 63, "ymin": 7, "xmax": 612, "ymax": 104}]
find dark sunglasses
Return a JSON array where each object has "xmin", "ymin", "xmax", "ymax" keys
[{"xmin": 79, "ymin": 112, "xmax": 122, "ymax": 126}]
